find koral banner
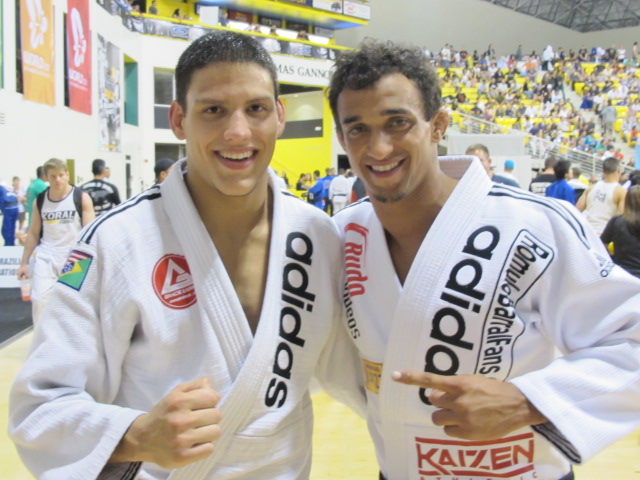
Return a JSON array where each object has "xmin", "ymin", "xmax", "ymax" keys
[
  {"xmin": 67, "ymin": 0, "xmax": 91, "ymax": 114},
  {"xmin": 20, "ymin": 0, "xmax": 55, "ymax": 105}
]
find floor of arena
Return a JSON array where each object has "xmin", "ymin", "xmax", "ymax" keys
[{"xmin": 1, "ymin": 331, "xmax": 639, "ymax": 479}]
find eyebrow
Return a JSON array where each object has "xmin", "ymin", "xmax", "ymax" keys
[
  {"xmin": 193, "ymin": 95, "xmax": 275, "ymax": 105},
  {"xmin": 342, "ymin": 108, "xmax": 412, "ymax": 125}
]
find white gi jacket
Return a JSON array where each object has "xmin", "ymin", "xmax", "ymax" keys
[
  {"xmin": 333, "ymin": 156, "xmax": 640, "ymax": 480},
  {"xmin": 9, "ymin": 161, "xmax": 366, "ymax": 480}
]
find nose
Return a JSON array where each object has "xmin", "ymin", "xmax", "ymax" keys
[
  {"xmin": 366, "ymin": 130, "xmax": 393, "ymax": 160},
  {"xmin": 223, "ymin": 110, "xmax": 251, "ymax": 143}
]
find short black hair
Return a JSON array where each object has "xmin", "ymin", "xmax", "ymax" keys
[
  {"xmin": 175, "ymin": 31, "xmax": 279, "ymax": 110},
  {"xmin": 154, "ymin": 158, "xmax": 176, "ymax": 180},
  {"xmin": 92, "ymin": 158, "xmax": 106, "ymax": 176},
  {"xmin": 553, "ymin": 160, "xmax": 571, "ymax": 180},
  {"xmin": 544, "ymin": 155, "xmax": 558, "ymax": 170},
  {"xmin": 602, "ymin": 157, "xmax": 620, "ymax": 174},
  {"xmin": 328, "ymin": 40, "xmax": 441, "ymax": 132}
]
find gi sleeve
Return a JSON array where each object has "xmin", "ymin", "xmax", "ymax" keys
[
  {"xmin": 509, "ymin": 207, "xmax": 640, "ymax": 463},
  {"xmin": 8, "ymin": 242, "xmax": 146, "ymax": 480}
]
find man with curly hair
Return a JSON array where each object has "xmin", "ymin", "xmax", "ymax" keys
[{"xmin": 330, "ymin": 40, "xmax": 640, "ymax": 480}]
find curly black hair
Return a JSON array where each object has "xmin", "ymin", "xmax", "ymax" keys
[{"xmin": 328, "ymin": 40, "xmax": 441, "ymax": 131}]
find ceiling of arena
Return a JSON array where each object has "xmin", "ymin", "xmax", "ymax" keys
[{"xmin": 477, "ymin": 0, "xmax": 640, "ymax": 32}]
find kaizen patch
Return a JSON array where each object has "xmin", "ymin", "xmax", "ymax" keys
[{"xmin": 58, "ymin": 250, "xmax": 93, "ymax": 291}]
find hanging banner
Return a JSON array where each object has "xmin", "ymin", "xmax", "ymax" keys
[
  {"xmin": 20, "ymin": 0, "xmax": 55, "ymax": 105},
  {"xmin": 343, "ymin": 0, "xmax": 370, "ymax": 19},
  {"xmin": 67, "ymin": 0, "xmax": 92, "ymax": 114},
  {"xmin": 97, "ymin": 35, "xmax": 121, "ymax": 152}
]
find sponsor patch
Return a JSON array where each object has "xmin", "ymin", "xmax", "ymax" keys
[
  {"xmin": 58, "ymin": 250, "xmax": 93, "ymax": 291},
  {"xmin": 152, "ymin": 254, "xmax": 197, "ymax": 310},
  {"xmin": 344, "ymin": 222, "xmax": 369, "ymax": 296},
  {"xmin": 362, "ymin": 358, "xmax": 382, "ymax": 394},
  {"xmin": 415, "ymin": 433, "xmax": 536, "ymax": 478}
]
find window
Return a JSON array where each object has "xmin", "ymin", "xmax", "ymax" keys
[{"xmin": 154, "ymin": 68, "xmax": 174, "ymax": 128}]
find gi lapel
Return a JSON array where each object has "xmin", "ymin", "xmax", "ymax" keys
[
  {"xmin": 165, "ymin": 165, "xmax": 288, "ymax": 479},
  {"xmin": 377, "ymin": 157, "xmax": 493, "ymax": 475}
]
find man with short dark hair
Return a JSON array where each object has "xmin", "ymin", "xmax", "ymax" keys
[
  {"xmin": 529, "ymin": 155, "xmax": 558, "ymax": 196},
  {"xmin": 81, "ymin": 158, "xmax": 121, "ymax": 216},
  {"xmin": 154, "ymin": 157, "xmax": 176, "ymax": 184},
  {"xmin": 545, "ymin": 159, "xmax": 575, "ymax": 204},
  {"xmin": 466, "ymin": 143, "xmax": 519, "ymax": 188},
  {"xmin": 10, "ymin": 31, "xmax": 363, "ymax": 480},
  {"xmin": 577, "ymin": 156, "xmax": 627, "ymax": 235}
]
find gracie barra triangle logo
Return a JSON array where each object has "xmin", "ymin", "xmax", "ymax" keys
[
  {"xmin": 152, "ymin": 254, "xmax": 197, "ymax": 310},
  {"xmin": 162, "ymin": 260, "xmax": 192, "ymax": 294}
]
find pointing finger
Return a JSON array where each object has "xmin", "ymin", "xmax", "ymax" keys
[{"xmin": 391, "ymin": 370, "xmax": 460, "ymax": 393}]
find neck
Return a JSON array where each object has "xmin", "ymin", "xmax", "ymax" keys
[
  {"xmin": 187, "ymin": 173, "xmax": 272, "ymax": 241},
  {"xmin": 49, "ymin": 184, "xmax": 72, "ymax": 201},
  {"xmin": 372, "ymin": 171, "xmax": 458, "ymax": 245},
  {"xmin": 603, "ymin": 173, "xmax": 619, "ymax": 183}
]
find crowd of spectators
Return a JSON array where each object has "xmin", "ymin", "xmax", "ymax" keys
[{"xmin": 428, "ymin": 42, "xmax": 640, "ymax": 166}]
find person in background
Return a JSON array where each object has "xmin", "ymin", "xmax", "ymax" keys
[
  {"xmin": 154, "ymin": 157, "xmax": 176, "ymax": 184},
  {"xmin": 466, "ymin": 143, "xmax": 519, "ymax": 187},
  {"xmin": 529, "ymin": 155, "xmax": 558, "ymax": 196},
  {"xmin": 349, "ymin": 176, "xmax": 367, "ymax": 204},
  {"xmin": 0, "ymin": 180, "xmax": 19, "ymax": 245},
  {"xmin": 81, "ymin": 159, "xmax": 122, "ymax": 217},
  {"xmin": 295, "ymin": 172, "xmax": 310, "ymax": 192},
  {"xmin": 12, "ymin": 176, "xmax": 27, "ymax": 233},
  {"xmin": 308, "ymin": 169, "xmax": 325, "ymax": 209},
  {"xmin": 501, "ymin": 159, "xmax": 521, "ymax": 187},
  {"xmin": 546, "ymin": 160, "xmax": 575, "ymax": 205},
  {"xmin": 321, "ymin": 167, "xmax": 337, "ymax": 214},
  {"xmin": 148, "ymin": 0, "xmax": 158, "ymax": 14},
  {"xmin": 16, "ymin": 158, "xmax": 95, "ymax": 321},
  {"xmin": 601, "ymin": 185, "xmax": 640, "ymax": 278},
  {"xmin": 328, "ymin": 168, "xmax": 350, "ymax": 214},
  {"xmin": 567, "ymin": 165, "xmax": 588, "ymax": 204},
  {"xmin": 26, "ymin": 166, "xmax": 48, "ymax": 227},
  {"xmin": 577, "ymin": 157, "xmax": 627, "ymax": 235}
]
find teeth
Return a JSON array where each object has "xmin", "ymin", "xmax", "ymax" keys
[
  {"xmin": 221, "ymin": 151, "xmax": 253, "ymax": 160},
  {"xmin": 370, "ymin": 161, "xmax": 399, "ymax": 172}
]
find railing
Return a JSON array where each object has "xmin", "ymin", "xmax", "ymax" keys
[
  {"xmin": 96, "ymin": 0, "xmax": 350, "ymax": 61},
  {"xmin": 446, "ymin": 110, "xmax": 622, "ymax": 176}
]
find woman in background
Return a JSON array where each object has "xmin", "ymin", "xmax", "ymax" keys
[{"xmin": 601, "ymin": 185, "xmax": 640, "ymax": 278}]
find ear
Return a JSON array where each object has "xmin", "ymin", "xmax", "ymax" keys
[
  {"xmin": 275, "ymin": 98, "xmax": 286, "ymax": 138},
  {"xmin": 169, "ymin": 101, "xmax": 186, "ymax": 140},
  {"xmin": 431, "ymin": 109, "xmax": 449, "ymax": 143}
]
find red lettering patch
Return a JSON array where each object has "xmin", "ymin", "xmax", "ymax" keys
[
  {"xmin": 152, "ymin": 254, "xmax": 197, "ymax": 310},
  {"xmin": 344, "ymin": 222, "xmax": 369, "ymax": 296},
  {"xmin": 415, "ymin": 433, "xmax": 535, "ymax": 478}
]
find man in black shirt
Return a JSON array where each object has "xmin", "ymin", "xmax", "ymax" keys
[{"xmin": 81, "ymin": 158, "xmax": 121, "ymax": 216}]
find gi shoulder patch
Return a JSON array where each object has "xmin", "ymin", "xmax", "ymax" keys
[{"xmin": 58, "ymin": 250, "xmax": 93, "ymax": 291}]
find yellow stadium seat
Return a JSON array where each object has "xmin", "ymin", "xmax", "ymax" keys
[
  {"xmin": 574, "ymin": 82, "xmax": 585, "ymax": 95},
  {"xmin": 615, "ymin": 105, "xmax": 628, "ymax": 117},
  {"xmin": 614, "ymin": 119, "xmax": 623, "ymax": 132}
]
